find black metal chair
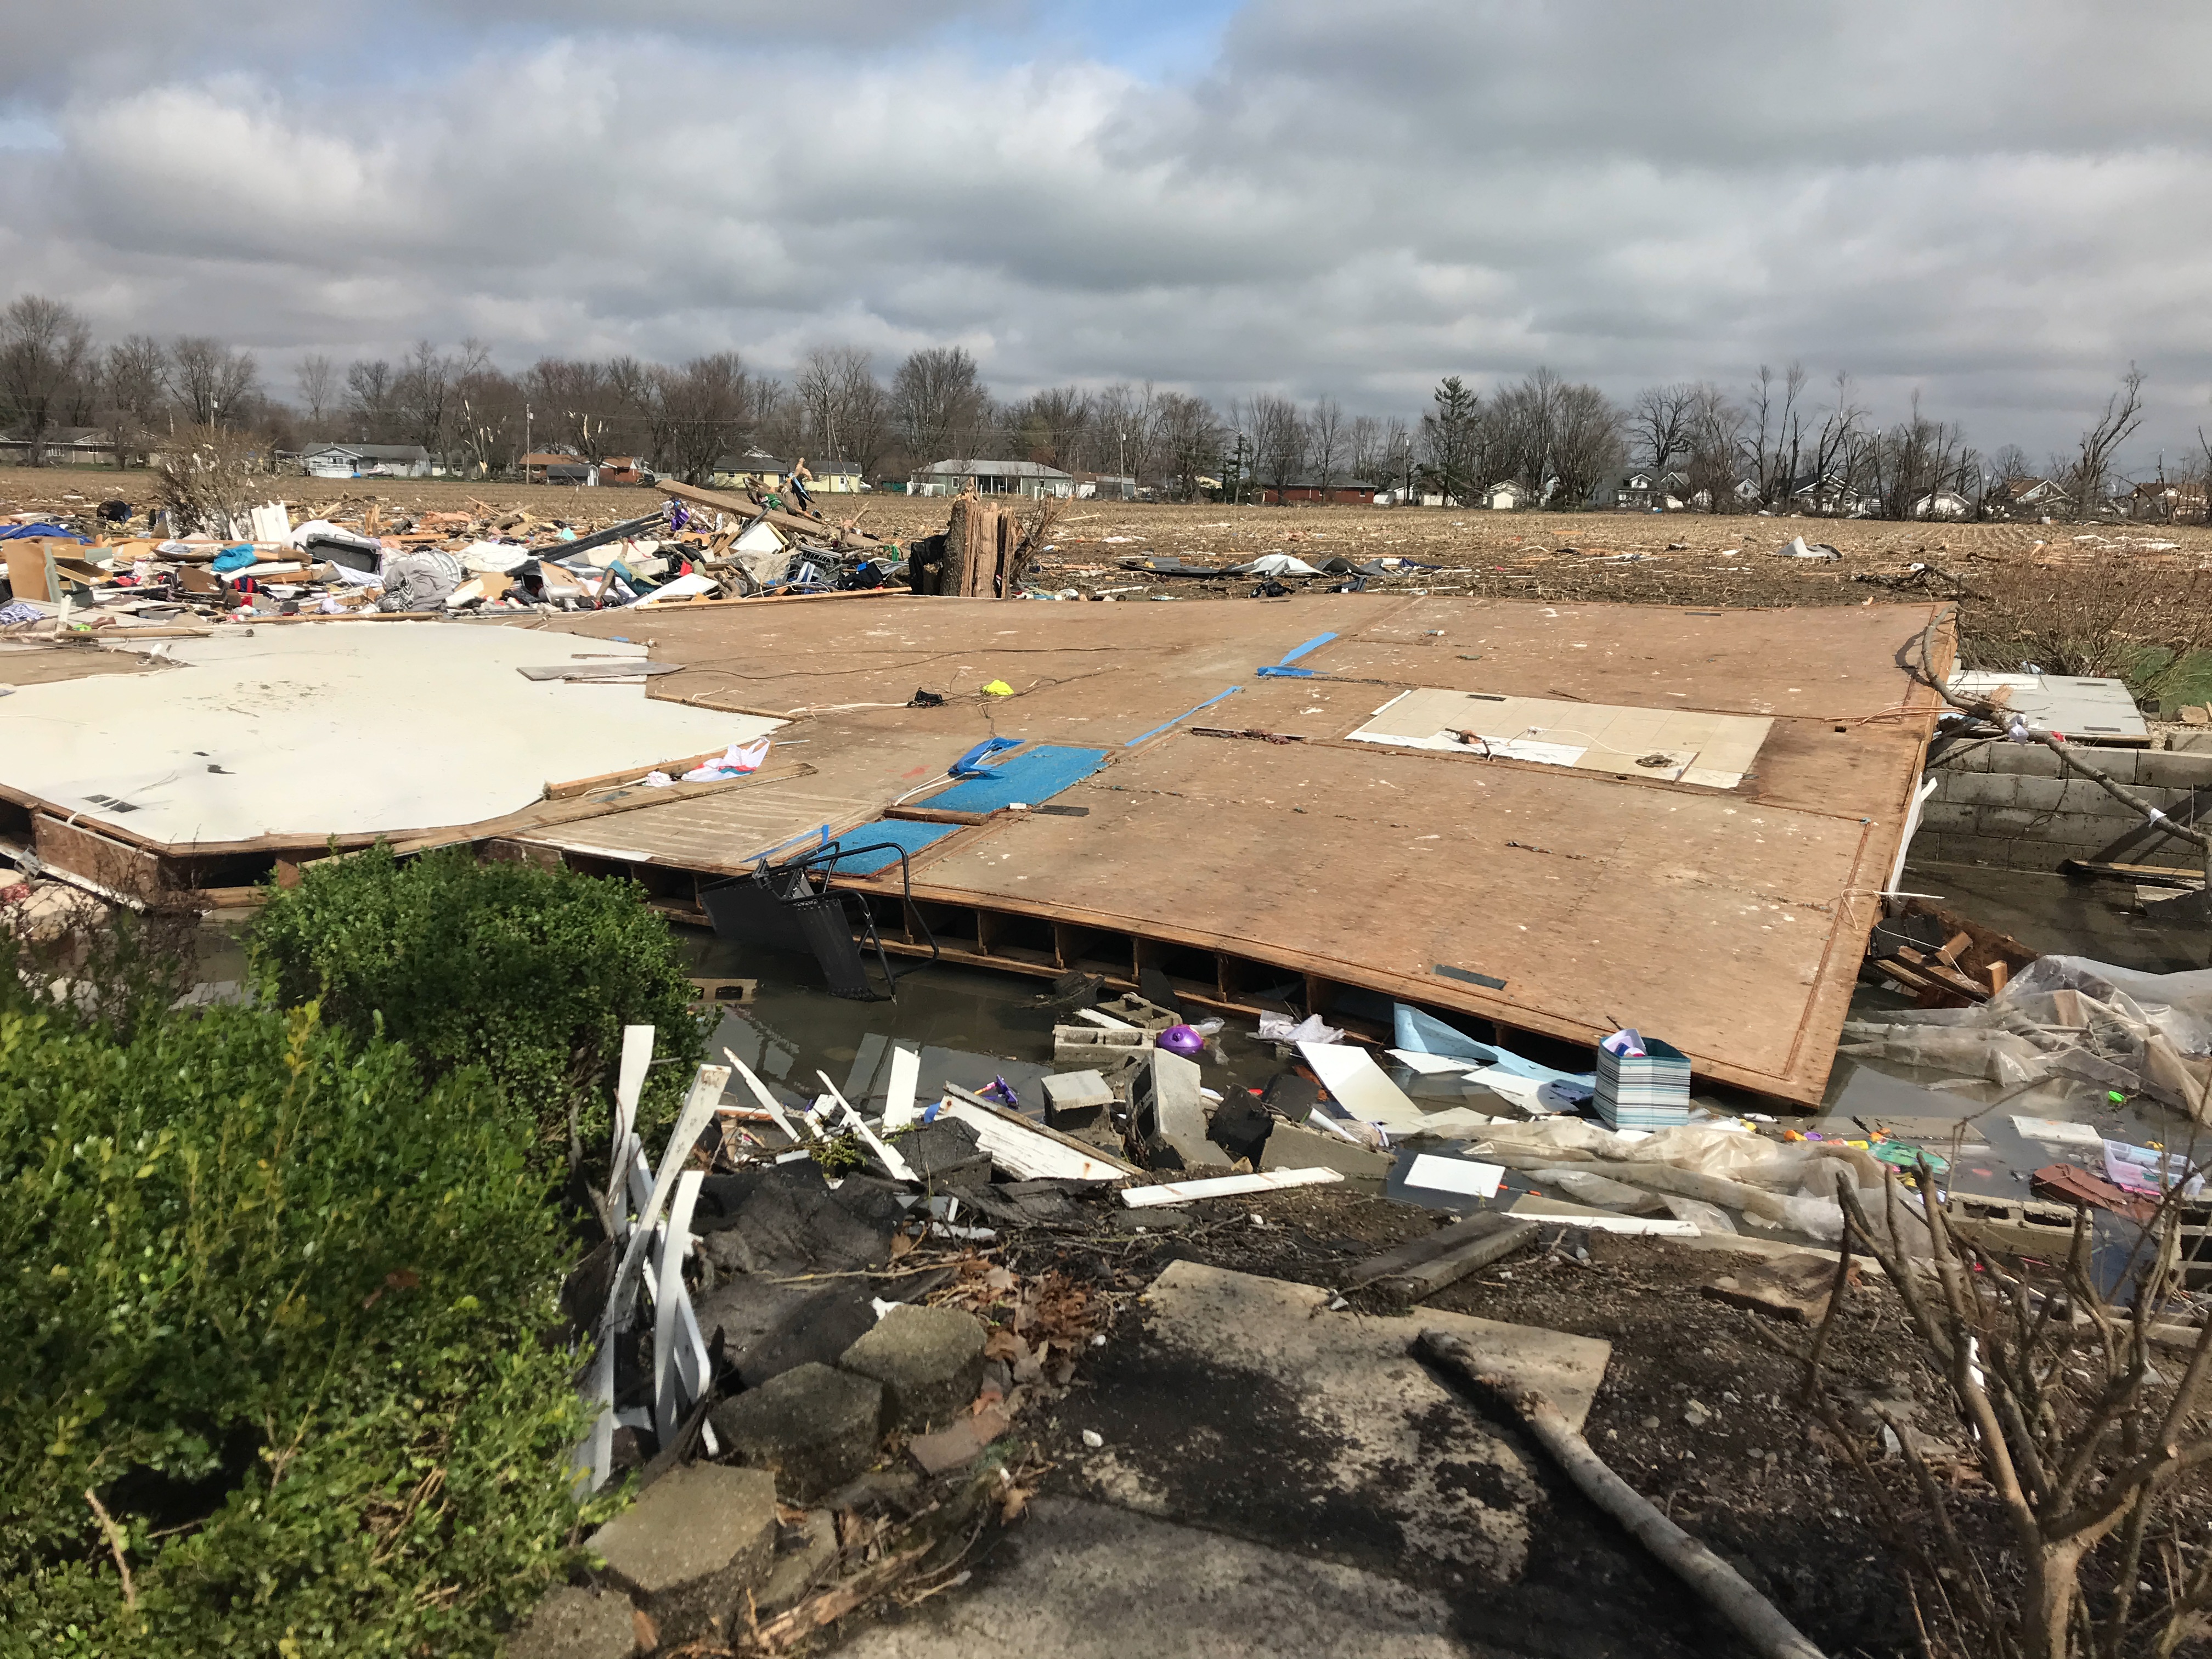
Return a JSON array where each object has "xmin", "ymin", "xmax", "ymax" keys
[{"xmin": 701, "ymin": 839, "xmax": 939, "ymax": 1001}]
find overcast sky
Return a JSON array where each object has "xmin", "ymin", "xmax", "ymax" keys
[{"xmin": 3, "ymin": 0, "xmax": 2209, "ymax": 464}]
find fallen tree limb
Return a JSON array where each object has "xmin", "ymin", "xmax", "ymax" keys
[{"xmin": 1417, "ymin": 1329, "xmax": 1827, "ymax": 1659}]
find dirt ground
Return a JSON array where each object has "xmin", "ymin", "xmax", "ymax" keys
[{"xmin": 9, "ymin": 467, "xmax": 2211, "ymax": 656}]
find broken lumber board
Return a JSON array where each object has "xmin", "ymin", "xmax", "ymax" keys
[
  {"xmin": 938, "ymin": 1087, "xmax": 1137, "ymax": 1182},
  {"xmin": 1120, "ymin": 1167, "xmax": 1345, "ymax": 1207},
  {"xmin": 657, "ymin": 479, "xmax": 889, "ymax": 549},
  {"xmin": 1418, "ymin": 1330, "xmax": 1827, "ymax": 1659},
  {"xmin": 2061, "ymin": 857, "xmax": 2205, "ymax": 890},
  {"xmin": 518, "ymin": 661, "xmax": 684, "ymax": 681},
  {"xmin": 1346, "ymin": 1211, "xmax": 1540, "ymax": 1297},
  {"xmin": 380, "ymin": 759, "xmax": 814, "ymax": 857},
  {"xmin": 1506, "ymin": 1196, "xmax": 1698, "ymax": 1236}
]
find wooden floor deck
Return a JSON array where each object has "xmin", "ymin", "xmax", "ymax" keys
[{"xmin": 0, "ymin": 591, "xmax": 1947, "ymax": 1104}]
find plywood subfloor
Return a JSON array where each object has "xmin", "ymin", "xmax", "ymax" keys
[{"xmin": 871, "ymin": 730, "xmax": 1880, "ymax": 1098}]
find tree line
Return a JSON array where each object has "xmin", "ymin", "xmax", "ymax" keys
[{"xmin": 0, "ymin": 291, "xmax": 2195, "ymax": 518}]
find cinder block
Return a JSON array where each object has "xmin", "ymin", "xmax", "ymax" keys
[
  {"xmin": 1944, "ymin": 744, "xmax": 1994, "ymax": 774},
  {"xmin": 2139, "ymin": 752, "xmax": 2212, "ymax": 789},
  {"xmin": 1917, "ymin": 801, "xmax": 1977, "ymax": 833},
  {"xmin": 1944, "ymin": 772, "xmax": 2016, "ymax": 808},
  {"xmin": 2045, "ymin": 814, "xmax": 2120, "ymax": 847},
  {"xmin": 2011, "ymin": 777, "xmax": 2066, "ymax": 813},
  {"xmin": 2171, "ymin": 732, "xmax": 2212, "ymax": 754},
  {"xmin": 2057, "ymin": 780, "xmax": 2119, "ymax": 814},
  {"xmin": 1990, "ymin": 746, "xmax": 2062, "ymax": 778},
  {"xmin": 1978, "ymin": 807, "xmax": 2042, "ymax": 836},
  {"xmin": 2077, "ymin": 748, "xmax": 2138, "ymax": 784}
]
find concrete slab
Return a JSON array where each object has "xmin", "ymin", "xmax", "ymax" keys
[
  {"xmin": 834, "ymin": 1497, "xmax": 1511, "ymax": 1659},
  {"xmin": 1071, "ymin": 1261, "xmax": 1609, "ymax": 1584}
]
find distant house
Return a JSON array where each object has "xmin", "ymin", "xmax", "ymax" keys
[
  {"xmin": 1605, "ymin": 467, "xmax": 1688, "ymax": 511},
  {"xmin": 1259, "ymin": 478, "xmax": 1379, "ymax": 505},
  {"xmin": 1995, "ymin": 476, "xmax": 2072, "ymax": 518},
  {"xmin": 302, "ymin": 443, "xmax": 432, "ymax": 479},
  {"xmin": 0, "ymin": 426, "xmax": 114, "ymax": 464},
  {"xmin": 1911, "ymin": 487, "xmax": 1974, "ymax": 520},
  {"xmin": 2128, "ymin": 479, "xmax": 2204, "ymax": 520},
  {"xmin": 1077, "ymin": 473, "xmax": 1139, "ymax": 501},
  {"xmin": 709, "ymin": 450, "xmax": 788, "ymax": 490},
  {"xmin": 803, "ymin": 460, "xmax": 865, "ymax": 495},
  {"xmin": 910, "ymin": 459, "xmax": 1074, "ymax": 499},
  {"xmin": 1786, "ymin": 471, "xmax": 1870, "ymax": 516},
  {"xmin": 1483, "ymin": 479, "xmax": 1536, "ymax": 510}
]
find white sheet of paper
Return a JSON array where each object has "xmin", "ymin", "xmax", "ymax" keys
[
  {"xmin": 1405, "ymin": 1154, "xmax": 1506, "ymax": 1198},
  {"xmin": 2012, "ymin": 1116, "xmax": 2103, "ymax": 1148},
  {"xmin": 1301, "ymin": 1041, "xmax": 1427, "ymax": 1132}
]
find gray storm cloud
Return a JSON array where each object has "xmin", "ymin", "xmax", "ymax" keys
[{"xmin": 0, "ymin": 0, "xmax": 2207, "ymax": 456}]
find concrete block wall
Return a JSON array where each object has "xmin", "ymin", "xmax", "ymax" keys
[{"xmin": 1913, "ymin": 742, "xmax": 2212, "ymax": 872}]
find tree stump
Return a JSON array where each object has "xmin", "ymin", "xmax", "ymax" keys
[{"xmin": 934, "ymin": 496, "xmax": 1015, "ymax": 597}]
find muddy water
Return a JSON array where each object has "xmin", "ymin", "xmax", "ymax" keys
[{"xmin": 680, "ymin": 925, "xmax": 1298, "ymax": 1116}]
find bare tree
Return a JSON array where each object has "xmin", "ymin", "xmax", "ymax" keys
[
  {"xmin": 2065, "ymin": 366, "xmax": 2146, "ymax": 521},
  {"xmin": 345, "ymin": 358, "xmax": 398, "ymax": 442},
  {"xmin": 1352, "ymin": 414, "xmax": 1412, "ymax": 498},
  {"xmin": 1545, "ymin": 381, "xmax": 1624, "ymax": 510},
  {"xmin": 1629, "ymin": 383, "xmax": 1696, "ymax": 476},
  {"xmin": 1243, "ymin": 393, "xmax": 1307, "ymax": 501},
  {"xmin": 168, "ymin": 336, "xmax": 258, "ymax": 428},
  {"xmin": 790, "ymin": 346, "xmax": 888, "ymax": 478},
  {"xmin": 1743, "ymin": 362, "xmax": 1808, "ymax": 509},
  {"xmin": 1685, "ymin": 383, "xmax": 1748, "ymax": 512},
  {"xmin": 644, "ymin": 352, "xmax": 767, "ymax": 484},
  {"xmin": 1795, "ymin": 371, "xmax": 1869, "ymax": 514},
  {"xmin": 1093, "ymin": 381, "xmax": 1160, "ymax": 486},
  {"xmin": 1153, "ymin": 392, "xmax": 1222, "ymax": 501},
  {"xmin": 893, "ymin": 346, "xmax": 992, "ymax": 469},
  {"xmin": 1002, "ymin": 383, "xmax": 1092, "ymax": 472},
  {"xmin": 1486, "ymin": 368, "xmax": 1617, "ymax": 506},
  {"xmin": 103, "ymin": 335, "xmax": 168, "ymax": 468},
  {"xmin": 1307, "ymin": 396, "xmax": 1347, "ymax": 496},
  {"xmin": 393, "ymin": 338, "xmax": 473, "ymax": 460},
  {"xmin": 0, "ymin": 296, "xmax": 93, "ymax": 465},
  {"xmin": 523, "ymin": 358, "xmax": 622, "ymax": 461},
  {"xmin": 294, "ymin": 353, "xmax": 336, "ymax": 427},
  {"xmin": 450, "ymin": 356, "xmax": 524, "ymax": 479}
]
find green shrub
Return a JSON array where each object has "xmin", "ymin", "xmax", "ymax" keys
[
  {"xmin": 247, "ymin": 846, "xmax": 707, "ymax": 1165},
  {"xmin": 0, "ymin": 997, "xmax": 594, "ymax": 1656}
]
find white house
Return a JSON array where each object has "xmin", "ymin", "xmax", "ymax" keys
[
  {"xmin": 910, "ymin": 459, "xmax": 1074, "ymax": 500},
  {"xmin": 1911, "ymin": 487, "xmax": 1974, "ymax": 520},
  {"xmin": 301, "ymin": 443, "xmax": 432, "ymax": 479}
]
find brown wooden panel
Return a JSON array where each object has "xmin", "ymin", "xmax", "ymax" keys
[{"xmin": 876, "ymin": 734, "xmax": 1881, "ymax": 1097}]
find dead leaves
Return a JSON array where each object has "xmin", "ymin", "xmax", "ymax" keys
[{"xmin": 935, "ymin": 1263, "xmax": 1110, "ymax": 1392}]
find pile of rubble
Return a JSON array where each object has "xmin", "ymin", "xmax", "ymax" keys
[{"xmin": 0, "ymin": 480, "xmax": 902, "ymax": 629}]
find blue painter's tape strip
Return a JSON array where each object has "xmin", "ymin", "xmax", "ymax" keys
[
  {"xmin": 1255, "ymin": 665, "xmax": 1316, "ymax": 678},
  {"xmin": 1277, "ymin": 632, "xmax": 1337, "ymax": 665},
  {"xmin": 1126, "ymin": 685, "xmax": 1242, "ymax": 747}
]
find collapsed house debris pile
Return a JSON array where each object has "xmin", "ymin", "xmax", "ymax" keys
[
  {"xmin": 0, "ymin": 478, "xmax": 906, "ymax": 628},
  {"xmin": 515, "ymin": 893, "xmax": 2212, "ymax": 1657}
]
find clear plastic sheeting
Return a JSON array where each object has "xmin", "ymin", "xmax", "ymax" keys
[
  {"xmin": 1465, "ymin": 1119, "xmax": 1926, "ymax": 1250},
  {"xmin": 1844, "ymin": 955, "xmax": 2212, "ymax": 1122}
]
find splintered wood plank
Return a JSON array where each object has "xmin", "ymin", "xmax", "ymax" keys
[{"xmin": 887, "ymin": 732, "xmax": 1878, "ymax": 1096}]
